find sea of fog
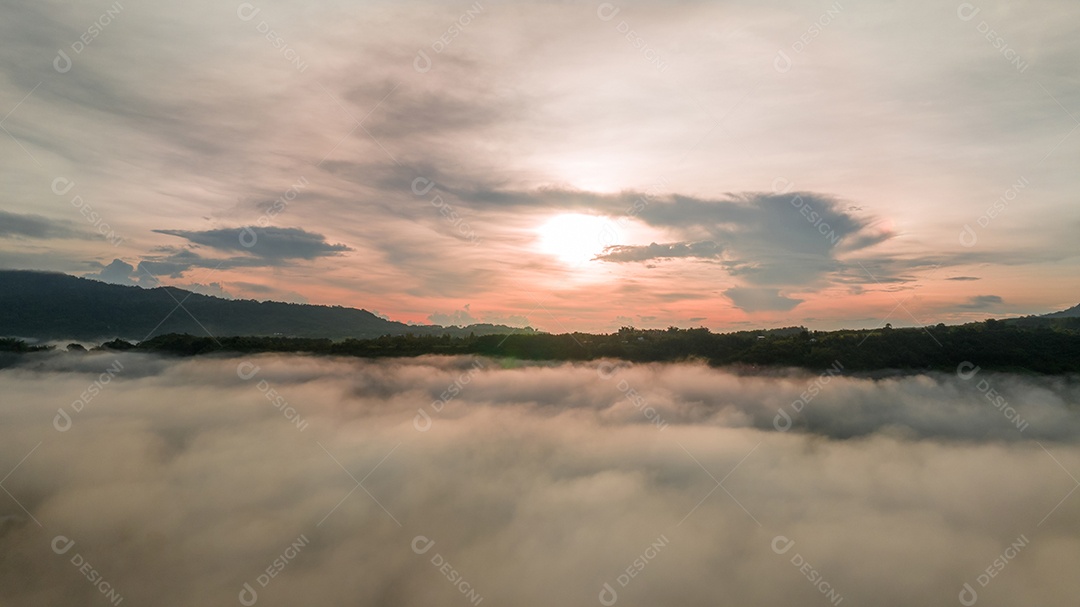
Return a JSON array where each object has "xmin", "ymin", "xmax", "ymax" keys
[{"xmin": 1, "ymin": 352, "xmax": 1078, "ymax": 606}]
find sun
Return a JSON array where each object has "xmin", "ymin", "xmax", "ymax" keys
[{"xmin": 535, "ymin": 213, "xmax": 617, "ymax": 266}]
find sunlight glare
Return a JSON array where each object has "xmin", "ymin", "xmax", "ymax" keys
[{"xmin": 535, "ymin": 213, "xmax": 616, "ymax": 266}]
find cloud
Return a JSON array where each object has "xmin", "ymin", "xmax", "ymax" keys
[
  {"xmin": 475, "ymin": 312, "xmax": 532, "ymax": 329},
  {"xmin": 351, "ymin": 83, "xmax": 526, "ymax": 140},
  {"xmin": 463, "ymin": 188, "xmax": 890, "ymax": 290},
  {"xmin": 426, "ymin": 306, "xmax": 531, "ymax": 329},
  {"xmin": 946, "ymin": 276, "xmax": 981, "ymax": 281},
  {"xmin": 960, "ymin": 295, "xmax": 1005, "ymax": 309},
  {"xmin": 230, "ymin": 282, "xmax": 311, "ymax": 304},
  {"xmin": 137, "ymin": 258, "xmax": 193, "ymax": 280},
  {"xmin": 0, "ymin": 355, "xmax": 1077, "ymax": 606},
  {"xmin": 2, "ymin": 0, "xmax": 1078, "ymax": 330},
  {"xmin": 84, "ymin": 258, "xmax": 138, "ymax": 286},
  {"xmin": 84, "ymin": 256, "xmax": 244, "ymax": 290},
  {"xmin": 154, "ymin": 227, "xmax": 352, "ymax": 261},
  {"xmin": 133, "ymin": 248, "xmax": 286, "ymax": 280},
  {"xmin": 724, "ymin": 287, "xmax": 804, "ymax": 312},
  {"xmin": 173, "ymin": 282, "xmax": 233, "ymax": 299},
  {"xmin": 596, "ymin": 241, "xmax": 721, "ymax": 263},
  {"xmin": 0, "ymin": 210, "xmax": 79, "ymax": 240},
  {"xmin": 97, "ymin": 242, "xmax": 342, "ymax": 292},
  {"xmin": 428, "ymin": 305, "xmax": 478, "ymax": 327}
]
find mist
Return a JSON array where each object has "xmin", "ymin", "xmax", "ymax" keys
[{"xmin": 1, "ymin": 352, "xmax": 1078, "ymax": 606}]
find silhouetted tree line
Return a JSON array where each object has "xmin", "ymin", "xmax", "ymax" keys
[
  {"xmin": 0, "ymin": 337, "xmax": 52, "ymax": 353},
  {"xmin": 26, "ymin": 317, "xmax": 1076, "ymax": 373}
]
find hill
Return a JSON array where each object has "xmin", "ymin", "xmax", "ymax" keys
[
  {"xmin": 1044, "ymin": 303, "xmax": 1080, "ymax": 318},
  {"xmin": 0, "ymin": 270, "xmax": 535, "ymax": 341}
]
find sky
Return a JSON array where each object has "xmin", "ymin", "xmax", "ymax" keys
[
  {"xmin": 1, "ymin": 0, "xmax": 1078, "ymax": 332},
  {"xmin": 2, "ymin": 352, "xmax": 1078, "ymax": 605}
]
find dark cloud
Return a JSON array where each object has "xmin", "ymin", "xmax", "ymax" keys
[
  {"xmin": 596, "ymin": 241, "xmax": 721, "ymax": 263},
  {"xmin": 843, "ymin": 250, "xmax": 1073, "ymax": 290},
  {"xmin": 960, "ymin": 295, "xmax": 1005, "ymax": 309},
  {"xmin": 84, "ymin": 247, "xmax": 315, "ymax": 290},
  {"xmin": 0, "ymin": 210, "xmax": 79, "ymax": 239},
  {"xmin": 128, "ymin": 249, "xmax": 270, "ymax": 286},
  {"xmin": 724, "ymin": 287, "xmax": 804, "ymax": 312},
  {"xmin": 946, "ymin": 276, "xmax": 981, "ymax": 281},
  {"xmin": 171, "ymin": 282, "xmax": 233, "ymax": 299},
  {"xmin": 230, "ymin": 281, "xmax": 311, "ymax": 304},
  {"xmin": 427, "ymin": 306, "xmax": 532, "ymax": 328},
  {"xmin": 449, "ymin": 187, "xmax": 891, "ymax": 290},
  {"xmin": 428, "ymin": 305, "xmax": 478, "ymax": 327},
  {"xmin": 154, "ymin": 227, "xmax": 352, "ymax": 261},
  {"xmin": 137, "ymin": 258, "xmax": 193, "ymax": 280},
  {"xmin": 643, "ymin": 192, "xmax": 887, "ymax": 287},
  {"xmin": 84, "ymin": 258, "xmax": 138, "ymax": 286}
]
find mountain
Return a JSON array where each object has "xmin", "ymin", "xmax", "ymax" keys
[
  {"xmin": 0, "ymin": 270, "xmax": 535, "ymax": 341},
  {"xmin": 1044, "ymin": 303, "xmax": 1080, "ymax": 318}
]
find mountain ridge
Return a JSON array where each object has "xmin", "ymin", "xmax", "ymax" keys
[
  {"xmin": 0, "ymin": 270, "xmax": 535, "ymax": 341},
  {"xmin": 1043, "ymin": 303, "xmax": 1080, "ymax": 318}
]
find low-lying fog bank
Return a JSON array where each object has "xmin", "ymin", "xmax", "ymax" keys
[{"xmin": 1, "ymin": 353, "xmax": 1077, "ymax": 606}]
